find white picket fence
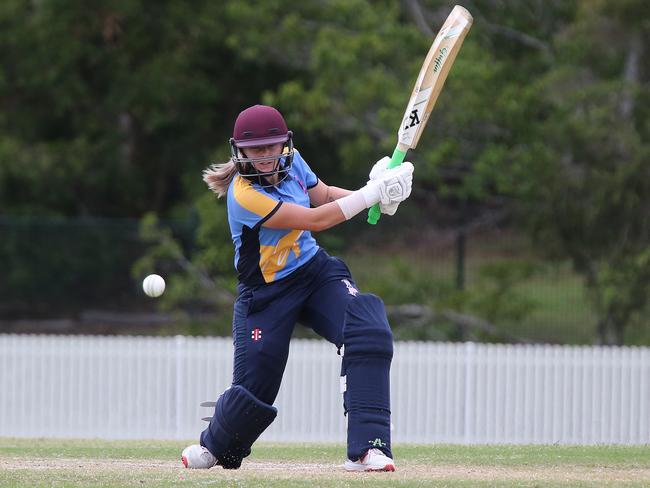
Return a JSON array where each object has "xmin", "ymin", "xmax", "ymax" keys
[{"xmin": 0, "ymin": 334, "xmax": 648, "ymax": 444}]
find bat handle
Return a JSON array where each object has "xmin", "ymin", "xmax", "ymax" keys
[{"xmin": 366, "ymin": 147, "xmax": 407, "ymax": 225}]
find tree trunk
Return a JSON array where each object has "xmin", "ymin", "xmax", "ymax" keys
[
  {"xmin": 620, "ymin": 32, "xmax": 642, "ymax": 120},
  {"xmin": 596, "ymin": 314, "xmax": 622, "ymax": 346}
]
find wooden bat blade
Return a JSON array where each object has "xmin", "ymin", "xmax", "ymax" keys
[
  {"xmin": 397, "ymin": 5, "xmax": 473, "ymax": 150},
  {"xmin": 367, "ymin": 5, "xmax": 472, "ymax": 225}
]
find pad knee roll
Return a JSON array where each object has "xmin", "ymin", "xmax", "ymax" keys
[
  {"xmin": 342, "ymin": 293, "xmax": 393, "ymax": 361},
  {"xmin": 200, "ymin": 385, "xmax": 277, "ymax": 469}
]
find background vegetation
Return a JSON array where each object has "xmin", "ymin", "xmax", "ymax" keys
[{"xmin": 1, "ymin": 0, "xmax": 648, "ymax": 345}]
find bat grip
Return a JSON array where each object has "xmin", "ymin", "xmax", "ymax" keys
[{"xmin": 367, "ymin": 147, "xmax": 407, "ymax": 225}]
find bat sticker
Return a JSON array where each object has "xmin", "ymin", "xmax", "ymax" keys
[{"xmin": 398, "ymin": 86, "xmax": 432, "ymax": 145}]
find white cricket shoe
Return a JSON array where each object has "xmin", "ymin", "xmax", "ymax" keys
[
  {"xmin": 181, "ymin": 444, "xmax": 217, "ymax": 469},
  {"xmin": 344, "ymin": 448, "xmax": 395, "ymax": 472}
]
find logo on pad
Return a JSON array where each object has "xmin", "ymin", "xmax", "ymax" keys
[{"xmin": 341, "ymin": 279, "xmax": 359, "ymax": 296}]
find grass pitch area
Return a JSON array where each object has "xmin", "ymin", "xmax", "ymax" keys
[{"xmin": 1, "ymin": 439, "xmax": 649, "ymax": 487}]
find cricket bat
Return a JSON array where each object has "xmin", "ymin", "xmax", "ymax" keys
[{"xmin": 367, "ymin": 5, "xmax": 473, "ymax": 224}]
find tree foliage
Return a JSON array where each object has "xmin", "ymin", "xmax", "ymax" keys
[{"xmin": 474, "ymin": 0, "xmax": 650, "ymax": 343}]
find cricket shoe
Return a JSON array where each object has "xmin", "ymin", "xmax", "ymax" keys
[
  {"xmin": 344, "ymin": 448, "xmax": 395, "ymax": 472},
  {"xmin": 181, "ymin": 444, "xmax": 217, "ymax": 469}
]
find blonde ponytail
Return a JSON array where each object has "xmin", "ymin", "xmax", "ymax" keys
[{"xmin": 203, "ymin": 160, "xmax": 238, "ymax": 198}]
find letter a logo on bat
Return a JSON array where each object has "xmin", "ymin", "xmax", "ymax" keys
[
  {"xmin": 398, "ymin": 86, "xmax": 432, "ymax": 145},
  {"xmin": 405, "ymin": 109, "xmax": 421, "ymax": 129}
]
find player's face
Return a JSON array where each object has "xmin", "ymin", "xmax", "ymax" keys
[{"xmin": 245, "ymin": 143, "xmax": 284, "ymax": 173}]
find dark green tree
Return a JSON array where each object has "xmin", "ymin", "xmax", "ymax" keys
[{"xmin": 473, "ymin": 0, "xmax": 650, "ymax": 344}]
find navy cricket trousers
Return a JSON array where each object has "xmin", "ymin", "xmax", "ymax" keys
[{"xmin": 231, "ymin": 248, "xmax": 355, "ymax": 405}]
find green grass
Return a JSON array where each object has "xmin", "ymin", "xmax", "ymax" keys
[{"xmin": 1, "ymin": 439, "xmax": 649, "ymax": 487}]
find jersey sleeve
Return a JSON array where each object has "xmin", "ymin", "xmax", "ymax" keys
[
  {"xmin": 293, "ymin": 150, "xmax": 319, "ymax": 189},
  {"xmin": 229, "ymin": 176, "xmax": 282, "ymax": 228}
]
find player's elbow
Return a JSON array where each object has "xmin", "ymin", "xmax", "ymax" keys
[
  {"xmin": 306, "ymin": 212, "xmax": 340, "ymax": 232},
  {"xmin": 307, "ymin": 219, "xmax": 332, "ymax": 233}
]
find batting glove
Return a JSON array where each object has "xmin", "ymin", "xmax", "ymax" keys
[{"xmin": 368, "ymin": 156, "xmax": 413, "ymax": 215}]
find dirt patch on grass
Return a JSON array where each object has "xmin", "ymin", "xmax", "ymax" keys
[{"xmin": 1, "ymin": 457, "xmax": 649, "ymax": 484}]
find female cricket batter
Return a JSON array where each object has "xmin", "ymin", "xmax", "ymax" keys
[{"xmin": 182, "ymin": 105, "xmax": 413, "ymax": 472}]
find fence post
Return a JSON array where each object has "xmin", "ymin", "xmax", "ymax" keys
[
  {"xmin": 175, "ymin": 335, "xmax": 186, "ymax": 440},
  {"xmin": 456, "ymin": 230, "xmax": 466, "ymax": 291},
  {"xmin": 464, "ymin": 341, "xmax": 476, "ymax": 443}
]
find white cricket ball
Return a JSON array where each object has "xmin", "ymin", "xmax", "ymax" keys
[{"xmin": 143, "ymin": 274, "xmax": 165, "ymax": 298}]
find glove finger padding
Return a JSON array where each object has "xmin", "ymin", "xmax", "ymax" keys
[
  {"xmin": 369, "ymin": 157, "xmax": 400, "ymax": 215},
  {"xmin": 380, "ymin": 201, "xmax": 400, "ymax": 216},
  {"xmin": 369, "ymin": 156, "xmax": 391, "ymax": 180}
]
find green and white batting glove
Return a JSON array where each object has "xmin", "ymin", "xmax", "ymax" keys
[
  {"xmin": 336, "ymin": 162, "xmax": 413, "ymax": 221},
  {"xmin": 368, "ymin": 156, "xmax": 413, "ymax": 216}
]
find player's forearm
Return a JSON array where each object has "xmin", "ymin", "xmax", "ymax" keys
[
  {"xmin": 308, "ymin": 202, "xmax": 347, "ymax": 231},
  {"xmin": 326, "ymin": 186, "xmax": 352, "ymax": 202},
  {"xmin": 267, "ymin": 167, "xmax": 412, "ymax": 231},
  {"xmin": 310, "ymin": 183, "xmax": 352, "ymax": 207},
  {"xmin": 310, "ymin": 187, "xmax": 372, "ymax": 230},
  {"xmin": 264, "ymin": 200, "xmax": 346, "ymax": 232}
]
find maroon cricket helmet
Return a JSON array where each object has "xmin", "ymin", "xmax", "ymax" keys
[
  {"xmin": 229, "ymin": 105, "xmax": 295, "ymax": 187},
  {"xmin": 231, "ymin": 105, "xmax": 291, "ymax": 148}
]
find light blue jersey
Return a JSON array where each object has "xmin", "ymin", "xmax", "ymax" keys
[{"xmin": 226, "ymin": 150, "xmax": 320, "ymax": 286}]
